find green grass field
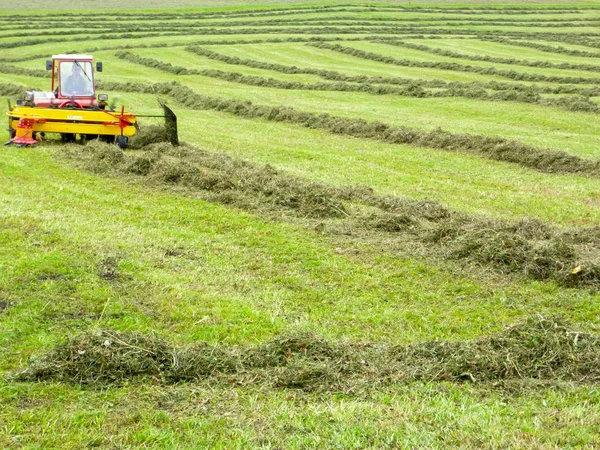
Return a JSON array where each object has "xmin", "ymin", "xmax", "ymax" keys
[{"xmin": 2, "ymin": 2, "xmax": 600, "ymax": 448}]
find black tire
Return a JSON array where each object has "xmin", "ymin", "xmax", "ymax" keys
[
  {"xmin": 116, "ymin": 135, "xmax": 128, "ymax": 149},
  {"xmin": 61, "ymin": 133, "xmax": 76, "ymax": 143}
]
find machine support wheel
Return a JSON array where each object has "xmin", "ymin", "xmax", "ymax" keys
[
  {"xmin": 116, "ymin": 135, "xmax": 128, "ymax": 149},
  {"xmin": 61, "ymin": 133, "xmax": 76, "ymax": 143}
]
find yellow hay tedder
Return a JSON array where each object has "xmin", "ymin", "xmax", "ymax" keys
[{"xmin": 6, "ymin": 54, "xmax": 177, "ymax": 148}]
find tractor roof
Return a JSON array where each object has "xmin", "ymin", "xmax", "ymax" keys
[{"xmin": 52, "ymin": 54, "xmax": 93, "ymax": 61}]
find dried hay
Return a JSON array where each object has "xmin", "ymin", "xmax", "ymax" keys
[
  {"xmin": 60, "ymin": 141, "xmax": 600, "ymax": 288},
  {"xmin": 15, "ymin": 316, "xmax": 600, "ymax": 390},
  {"xmin": 127, "ymin": 125, "xmax": 168, "ymax": 150}
]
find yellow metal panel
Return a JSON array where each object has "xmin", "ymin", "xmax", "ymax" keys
[
  {"xmin": 9, "ymin": 119, "xmax": 136, "ymax": 137},
  {"xmin": 7, "ymin": 106, "xmax": 136, "ymax": 125}
]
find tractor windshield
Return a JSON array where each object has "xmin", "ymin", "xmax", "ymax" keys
[{"xmin": 59, "ymin": 61, "xmax": 94, "ymax": 97}]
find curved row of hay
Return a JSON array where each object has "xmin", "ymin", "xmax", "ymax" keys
[
  {"xmin": 62, "ymin": 140, "xmax": 600, "ymax": 288},
  {"xmin": 378, "ymin": 40, "xmax": 600, "ymax": 73},
  {"xmin": 123, "ymin": 47, "xmax": 596, "ymax": 113},
  {"xmin": 310, "ymin": 42, "xmax": 600, "ymax": 85},
  {"xmin": 95, "ymin": 80, "xmax": 600, "ymax": 178}
]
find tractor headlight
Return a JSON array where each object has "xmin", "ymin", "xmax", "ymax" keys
[
  {"xmin": 98, "ymin": 94, "xmax": 108, "ymax": 102},
  {"xmin": 24, "ymin": 91, "xmax": 34, "ymax": 102}
]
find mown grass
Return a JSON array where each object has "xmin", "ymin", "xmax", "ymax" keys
[
  {"xmin": 3, "ymin": 380, "xmax": 600, "ymax": 449},
  {"xmin": 2, "ymin": 82, "xmax": 600, "ymax": 230},
  {"xmin": 3, "ymin": 3, "xmax": 600, "ymax": 448},
  {"xmin": 408, "ymin": 37, "xmax": 600, "ymax": 65},
  {"xmin": 3, "ymin": 145, "xmax": 600, "ymax": 448},
  {"xmin": 88, "ymin": 49, "xmax": 600, "ymax": 159},
  {"xmin": 346, "ymin": 40, "xmax": 600, "ymax": 79}
]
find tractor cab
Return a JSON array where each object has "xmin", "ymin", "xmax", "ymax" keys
[{"xmin": 27, "ymin": 55, "xmax": 105, "ymax": 109}]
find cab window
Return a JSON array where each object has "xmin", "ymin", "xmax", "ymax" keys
[{"xmin": 59, "ymin": 61, "xmax": 94, "ymax": 97}]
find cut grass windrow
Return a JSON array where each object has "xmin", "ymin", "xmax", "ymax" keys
[
  {"xmin": 379, "ymin": 39, "xmax": 600, "ymax": 74},
  {"xmin": 17, "ymin": 15, "xmax": 597, "ymax": 30},
  {"xmin": 61, "ymin": 139, "xmax": 600, "ymax": 288},
  {"xmin": 3, "ymin": 5, "xmax": 589, "ymax": 22},
  {"xmin": 118, "ymin": 50, "xmax": 600, "ymax": 114},
  {"xmin": 0, "ymin": 62, "xmax": 49, "ymax": 78},
  {"xmin": 309, "ymin": 42, "xmax": 600, "ymax": 85},
  {"xmin": 6, "ymin": 18, "xmax": 600, "ymax": 39},
  {"xmin": 480, "ymin": 37, "xmax": 600, "ymax": 59},
  {"xmin": 185, "ymin": 45, "xmax": 600, "ymax": 99},
  {"xmin": 0, "ymin": 82, "xmax": 35, "ymax": 96},
  {"xmin": 2, "ymin": 77, "xmax": 596, "ymax": 177},
  {"xmin": 99, "ymin": 80, "xmax": 600, "ymax": 179},
  {"xmin": 15, "ymin": 316, "xmax": 600, "ymax": 391},
  {"xmin": 0, "ymin": 37, "xmax": 359, "ymax": 64}
]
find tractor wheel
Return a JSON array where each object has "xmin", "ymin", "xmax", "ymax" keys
[{"xmin": 61, "ymin": 133, "xmax": 76, "ymax": 143}]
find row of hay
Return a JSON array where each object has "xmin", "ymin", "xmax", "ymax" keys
[
  {"xmin": 3, "ymin": 15, "xmax": 596, "ymax": 37},
  {"xmin": 4, "ymin": 17, "xmax": 598, "ymax": 36},
  {"xmin": 0, "ymin": 25, "xmax": 473, "ymax": 51},
  {"xmin": 0, "ymin": 82, "xmax": 35, "ymax": 96},
  {"xmin": 3, "ymin": 4, "xmax": 588, "ymax": 21},
  {"xmin": 298, "ymin": 16, "xmax": 600, "ymax": 23},
  {"xmin": 0, "ymin": 36, "xmax": 353, "ymax": 64},
  {"xmin": 0, "ymin": 26, "xmax": 473, "ymax": 46},
  {"xmin": 64, "ymin": 140, "xmax": 600, "ymax": 288},
  {"xmin": 0, "ymin": 62, "xmax": 49, "ymax": 78},
  {"xmin": 0, "ymin": 21, "xmax": 408, "ymax": 40},
  {"xmin": 186, "ymin": 45, "xmax": 600, "ymax": 99},
  {"xmin": 0, "ymin": 27, "xmax": 480, "ymax": 46},
  {"xmin": 376, "ymin": 5, "xmax": 594, "ymax": 12},
  {"xmin": 3, "ymin": 20, "xmax": 600, "ymax": 54},
  {"xmin": 310, "ymin": 42, "xmax": 600, "ymax": 85},
  {"xmin": 113, "ymin": 51, "xmax": 522, "ymax": 98},
  {"xmin": 481, "ymin": 37, "xmax": 600, "ymax": 59},
  {"xmin": 118, "ymin": 50, "xmax": 600, "ymax": 114},
  {"xmin": 15, "ymin": 316, "xmax": 600, "ymax": 391},
  {"xmin": 530, "ymin": 34, "xmax": 600, "ymax": 51},
  {"xmin": 98, "ymin": 80, "xmax": 600, "ymax": 181},
  {"xmin": 0, "ymin": 32, "xmax": 165, "ymax": 50},
  {"xmin": 406, "ymin": 20, "xmax": 600, "ymax": 28},
  {"xmin": 380, "ymin": 39, "xmax": 600, "ymax": 74}
]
